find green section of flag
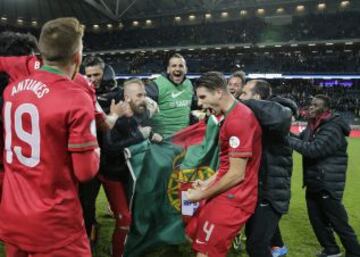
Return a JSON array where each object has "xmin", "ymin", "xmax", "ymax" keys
[
  {"xmin": 181, "ymin": 116, "xmax": 220, "ymax": 171},
  {"xmin": 124, "ymin": 116, "xmax": 220, "ymax": 257}
]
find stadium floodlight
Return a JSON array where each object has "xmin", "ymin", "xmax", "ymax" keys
[
  {"xmin": 345, "ymin": 42, "xmax": 353, "ymax": 45},
  {"xmin": 189, "ymin": 15, "xmax": 196, "ymax": 20},
  {"xmin": 1, "ymin": 16, "xmax": 7, "ymax": 22},
  {"xmin": 277, "ymin": 8, "xmax": 284, "ymax": 14},
  {"xmin": 93, "ymin": 24, "xmax": 99, "ymax": 29},
  {"xmin": 31, "ymin": 20, "xmax": 37, "ymax": 26},
  {"xmin": 205, "ymin": 13, "xmax": 212, "ymax": 19},
  {"xmin": 325, "ymin": 42, "xmax": 334, "ymax": 46},
  {"xmin": 240, "ymin": 10, "xmax": 247, "ymax": 16},
  {"xmin": 308, "ymin": 43, "xmax": 316, "ymax": 46},
  {"xmin": 340, "ymin": 1, "xmax": 350, "ymax": 8},
  {"xmin": 17, "ymin": 18, "xmax": 23, "ymax": 24},
  {"xmin": 259, "ymin": 45, "xmax": 266, "ymax": 48},
  {"xmin": 318, "ymin": 3, "xmax": 326, "ymax": 10},
  {"xmin": 296, "ymin": 5, "xmax": 305, "ymax": 12},
  {"xmin": 132, "ymin": 21, "xmax": 139, "ymax": 26},
  {"xmin": 291, "ymin": 43, "xmax": 298, "ymax": 47},
  {"xmin": 257, "ymin": 8, "xmax": 265, "ymax": 15},
  {"xmin": 275, "ymin": 44, "xmax": 282, "ymax": 48},
  {"xmin": 175, "ymin": 16, "xmax": 181, "ymax": 22},
  {"xmin": 243, "ymin": 45, "xmax": 251, "ymax": 49},
  {"xmin": 221, "ymin": 12, "xmax": 228, "ymax": 18},
  {"xmin": 107, "ymin": 24, "xmax": 113, "ymax": 29},
  {"xmin": 146, "ymin": 19, "xmax": 152, "ymax": 25}
]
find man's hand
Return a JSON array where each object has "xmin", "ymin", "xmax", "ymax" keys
[
  {"xmin": 186, "ymin": 188, "xmax": 205, "ymax": 202},
  {"xmin": 192, "ymin": 175, "xmax": 216, "ymax": 191},
  {"xmin": 109, "ymin": 99, "xmax": 133, "ymax": 118},
  {"xmin": 145, "ymin": 97, "xmax": 159, "ymax": 118},
  {"xmin": 192, "ymin": 179, "xmax": 209, "ymax": 190},
  {"xmin": 139, "ymin": 126, "xmax": 152, "ymax": 139},
  {"xmin": 151, "ymin": 133, "xmax": 163, "ymax": 143}
]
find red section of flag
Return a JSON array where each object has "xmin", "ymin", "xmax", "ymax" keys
[{"xmin": 172, "ymin": 120, "xmax": 207, "ymax": 148}]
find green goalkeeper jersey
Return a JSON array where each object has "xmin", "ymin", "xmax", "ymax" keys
[{"xmin": 150, "ymin": 75, "xmax": 193, "ymax": 138}]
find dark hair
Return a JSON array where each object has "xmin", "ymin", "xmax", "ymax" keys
[
  {"xmin": 0, "ymin": 31, "xmax": 38, "ymax": 56},
  {"xmin": 314, "ymin": 94, "xmax": 331, "ymax": 109},
  {"xmin": 250, "ymin": 79, "xmax": 272, "ymax": 100},
  {"xmin": 83, "ymin": 56, "xmax": 105, "ymax": 69},
  {"xmin": 0, "ymin": 31, "xmax": 39, "ymax": 96},
  {"xmin": 39, "ymin": 17, "xmax": 84, "ymax": 64},
  {"xmin": 229, "ymin": 70, "xmax": 246, "ymax": 84},
  {"xmin": 196, "ymin": 71, "xmax": 227, "ymax": 91},
  {"xmin": 167, "ymin": 53, "xmax": 185, "ymax": 66}
]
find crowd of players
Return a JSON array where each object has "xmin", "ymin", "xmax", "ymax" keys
[{"xmin": 0, "ymin": 17, "xmax": 359, "ymax": 257}]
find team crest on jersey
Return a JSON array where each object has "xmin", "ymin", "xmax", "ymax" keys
[{"xmin": 229, "ymin": 136, "xmax": 240, "ymax": 148}]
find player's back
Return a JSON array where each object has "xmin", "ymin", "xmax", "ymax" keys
[{"xmin": 0, "ymin": 68, "xmax": 96, "ymax": 252}]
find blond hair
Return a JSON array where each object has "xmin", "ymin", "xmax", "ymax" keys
[{"xmin": 39, "ymin": 17, "xmax": 84, "ymax": 65}]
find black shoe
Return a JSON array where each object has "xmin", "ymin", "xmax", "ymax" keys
[{"xmin": 316, "ymin": 250, "xmax": 342, "ymax": 257}]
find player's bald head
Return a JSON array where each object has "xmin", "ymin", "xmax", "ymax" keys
[
  {"xmin": 123, "ymin": 78, "xmax": 146, "ymax": 114},
  {"xmin": 123, "ymin": 78, "xmax": 145, "ymax": 96}
]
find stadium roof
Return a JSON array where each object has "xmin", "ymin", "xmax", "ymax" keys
[{"xmin": 0, "ymin": 0, "xmax": 347, "ymax": 26}]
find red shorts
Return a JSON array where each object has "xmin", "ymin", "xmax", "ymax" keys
[
  {"xmin": 186, "ymin": 199, "xmax": 251, "ymax": 257},
  {"xmin": 5, "ymin": 231, "xmax": 90, "ymax": 257}
]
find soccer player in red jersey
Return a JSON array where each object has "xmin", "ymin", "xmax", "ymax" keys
[
  {"xmin": 0, "ymin": 17, "xmax": 100, "ymax": 257},
  {"xmin": 185, "ymin": 71, "xmax": 262, "ymax": 257}
]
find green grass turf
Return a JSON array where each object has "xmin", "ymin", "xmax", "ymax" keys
[{"xmin": 1, "ymin": 139, "xmax": 360, "ymax": 257}]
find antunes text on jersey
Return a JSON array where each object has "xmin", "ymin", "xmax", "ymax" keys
[{"xmin": 11, "ymin": 79, "xmax": 50, "ymax": 98}]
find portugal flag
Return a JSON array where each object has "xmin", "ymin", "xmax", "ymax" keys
[{"xmin": 123, "ymin": 116, "xmax": 221, "ymax": 257}]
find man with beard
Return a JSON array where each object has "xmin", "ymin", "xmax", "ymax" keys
[
  {"xmin": 287, "ymin": 95, "xmax": 360, "ymax": 257},
  {"xmin": 147, "ymin": 53, "xmax": 193, "ymax": 138},
  {"xmin": 227, "ymin": 71, "xmax": 246, "ymax": 99},
  {"xmin": 100, "ymin": 78, "xmax": 162, "ymax": 257}
]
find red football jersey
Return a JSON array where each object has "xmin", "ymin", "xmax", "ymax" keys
[
  {"xmin": 0, "ymin": 55, "xmax": 41, "ymax": 83},
  {"xmin": 0, "ymin": 56, "xmax": 106, "ymax": 165},
  {"xmin": 213, "ymin": 102, "xmax": 262, "ymax": 213},
  {"xmin": 0, "ymin": 67, "xmax": 98, "ymax": 252}
]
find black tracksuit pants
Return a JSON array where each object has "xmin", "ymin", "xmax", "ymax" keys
[
  {"xmin": 306, "ymin": 190, "xmax": 360, "ymax": 257},
  {"xmin": 79, "ymin": 177, "xmax": 102, "ymax": 237},
  {"xmin": 245, "ymin": 201, "xmax": 282, "ymax": 257}
]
